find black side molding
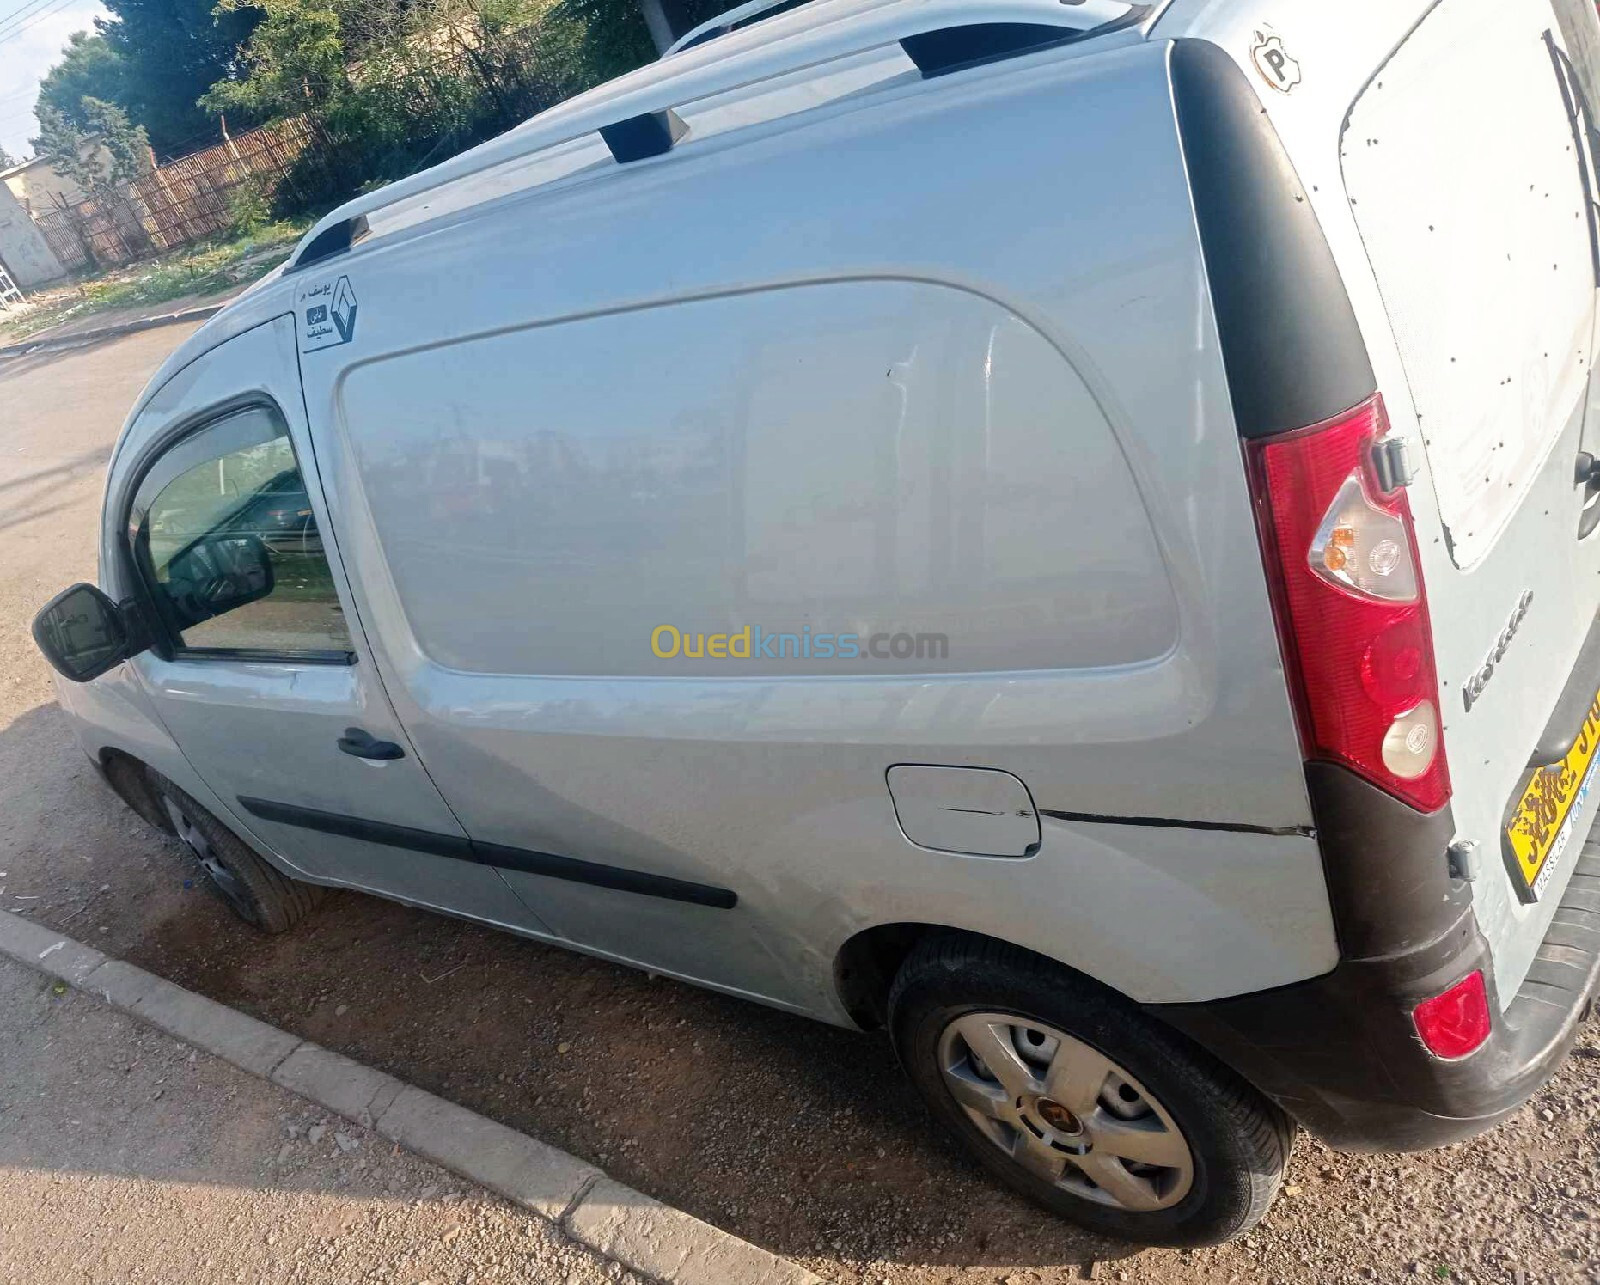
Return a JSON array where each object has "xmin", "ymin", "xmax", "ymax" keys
[
  {"xmin": 1169, "ymin": 40, "xmax": 1376, "ymax": 439},
  {"xmin": 236, "ymin": 796, "xmax": 738, "ymax": 910},
  {"xmin": 291, "ymin": 215, "xmax": 369, "ymax": 272},
  {"xmin": 474, "ymin": 840, "xmax": 736, "ymax": 909},
  {"xmin": 600, "ymin": 109, "xmax": 689, "ymax": 163},
  {"xmin": 239, "ymin": 795, "xmax": 472, "ymax": 860}
]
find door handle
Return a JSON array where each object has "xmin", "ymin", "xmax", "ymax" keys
[{"xmin": 337, "ymin": 727, "xmax": 406, "ymax": 761}]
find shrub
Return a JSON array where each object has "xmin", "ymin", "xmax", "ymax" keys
[{"xmin": 227, "ymin": 179, "xmax": 272, "ymax": 236}]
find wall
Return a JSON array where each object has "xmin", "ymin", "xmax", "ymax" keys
[
  {"xmin": 0, "ymin": 182, "xmax": 66, "ymax": 289},
  {"xmin": 1, "ymin": 139, "xmax": 117, "ymax": 215}
]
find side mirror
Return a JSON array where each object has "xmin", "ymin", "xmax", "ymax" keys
[
  {"xmin": 164, "ymin": 533, "xmax": 275, "ymax": 630},
  {"xmin": 32, "ymin": 583, "xmax": 134, "ymax": 683}
]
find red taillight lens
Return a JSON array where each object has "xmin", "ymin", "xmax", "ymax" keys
[
  {"xmin": 1412, "ymin": 970, "xmax": 1492, "ymax": 1060},
  {"xmin": 1247, "ymin": 395, "xmax": 1451, "ymax": 812}
]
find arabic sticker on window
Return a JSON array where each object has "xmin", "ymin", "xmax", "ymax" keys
[{"xmin": 297, "ymin": 275, "xmax": 359, "ymax": 352}]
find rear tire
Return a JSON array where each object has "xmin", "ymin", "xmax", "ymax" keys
[
  {"xmin": 888, "ymin": 933, "xmax": 1292, "ymax": 1247},
  {"xmin": 147, "ymin": 774, "xmax": 325, "ymax": 934}
]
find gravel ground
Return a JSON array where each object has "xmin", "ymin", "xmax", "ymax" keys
[
  {"xmin": 1, "ymin": 327, "xmax": 1597, "ymax": 1285},
  {"xmin": 0, "ymin": 953, "xmax": 639, "ymax": 1285}
]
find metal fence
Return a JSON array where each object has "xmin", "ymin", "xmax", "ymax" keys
[{"xmin": 33, "ymin": 117, "xmax": 330, "ymax": 274}]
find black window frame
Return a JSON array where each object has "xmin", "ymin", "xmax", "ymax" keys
[{"xmin": 119, "ymin": 398, "xmax": 357, "ymax": 668}]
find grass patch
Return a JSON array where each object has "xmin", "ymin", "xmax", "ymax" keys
[{"xmin": 1, "ymin": 219, "xmax": 310, "ymax": 344}]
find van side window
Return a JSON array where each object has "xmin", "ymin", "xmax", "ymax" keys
[{"xmin": 128, "ymin": 407, "xmax": 353, "ymax": 660}]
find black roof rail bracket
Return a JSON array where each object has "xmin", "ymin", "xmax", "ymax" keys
[
  {"xmin": 291, "ymin": 215, "xmax": 369, "ymax": 272},
  {"xmin": 601, "ymin": 108, "xmax": 690, "ymax": 163},
  {"xmin": 900, "ymin": 22, "xmax": 1083, "ymax": 78}
]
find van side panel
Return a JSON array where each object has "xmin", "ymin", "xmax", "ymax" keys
[
  {"xmin": 339, "ymin": 282, "xmax": 1178, "ymax": 678},
  {"xmin": 299, "ymin": 39, "xmax": 1337, "ymax": 1013}
]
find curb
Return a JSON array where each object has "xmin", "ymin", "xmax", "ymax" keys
[
  {"xmin": 0, "ymin": 908, "xmax": 820, "ymax": 1285},
  {"xmin": 0, "ymin": 301, "xmax": 229, "ymax": 360}
]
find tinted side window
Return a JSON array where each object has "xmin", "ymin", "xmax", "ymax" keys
[{"xmin": 130, "ymin": 407, "xmax": 353, "ymax": 658}]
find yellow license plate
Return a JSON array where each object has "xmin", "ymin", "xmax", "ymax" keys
[{"xmin": 1505, "ymin": 687, "xmax": 1600, "ymax": 902}]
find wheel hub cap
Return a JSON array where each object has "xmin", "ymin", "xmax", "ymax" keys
[
  {"xmin": 937, "ymin": 1012, "xmax": 1196, "ymax": 1213},
  {"xmin": 160, "ymin": 794, "xmax": 257, "ymax": 925},
  {"xmin": 1033, "ymin": 1097, "xmax": 1083, "ymax": 1137}
]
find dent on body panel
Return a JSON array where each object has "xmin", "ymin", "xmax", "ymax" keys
[{"xmin": 804, "ymin": 810, "xmax": 1340, "ymax": 1004}]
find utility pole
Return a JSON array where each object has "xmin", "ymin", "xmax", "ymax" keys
[{"xmin": 637, "ymin": 0, "xmax": 674, "ymax": 54}]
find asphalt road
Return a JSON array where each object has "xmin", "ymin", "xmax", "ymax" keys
[{"xmin": 1, "ymin": 327, "xmax": 1597, "ymax": 1285}]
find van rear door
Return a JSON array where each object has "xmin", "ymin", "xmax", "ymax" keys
[{"xmin": 1336, "ymin": 0, "xmax": 1600, "ymax": 995}]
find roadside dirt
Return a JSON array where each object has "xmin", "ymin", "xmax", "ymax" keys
[
  {"xmin": 0, "ymin": 285, "xmax": 238, "ymax": 350},
  {"xmin": 1, "ymin": 328, "xmax": 1596, "ymax": 1285}
]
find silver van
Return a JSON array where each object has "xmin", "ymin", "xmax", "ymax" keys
[{"xmin": 32, "ymin": 0, "xmax": 1600, "ymax": 1247}]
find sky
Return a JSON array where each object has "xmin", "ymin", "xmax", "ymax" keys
[{"xmin": 0, "ymin": 0, "xmax": 108, "ymax": 164}]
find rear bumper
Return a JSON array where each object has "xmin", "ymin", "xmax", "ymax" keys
[{"xmin": 1151, "ymin": 841, "xmax": 1600, "ymax": 1151}]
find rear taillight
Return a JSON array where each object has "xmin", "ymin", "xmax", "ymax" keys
[
  {"xmin": 1247, "ymin": 395, "xmax": 1451, "ymax": 812},
  {"xmin": 1412, "ymin": 970, "xmax": 1491, "ymax": 1059}
]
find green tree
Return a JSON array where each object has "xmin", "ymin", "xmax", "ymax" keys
[
  {"xmin": 0, "ymin": 146, "xmax": 16, "ymax": 171},
  {"xmin": 30, "ymin": 2, "xmax": 262, "ymax": 160},
  {"xmin": 204, "ymin": 0, "xmax": 597, "ymax": 210},
  {"xmin": 553, "ymin": 0, "xmax": 767, "ymax": 80},
  {"xmin": 36, "ymin": 33, "xmax": 133, "ymax": 134},
  {"xmin": 32, "ymin": 97, "xmax": 151, "ymax": 191},
  {"xmin": 99, "ymin": 0, "xmax": 263, "ymax": 157},
  {"xmin": 32, "ymin": 97, "xmax": 154, "ymax": 268},
  {"xmin": 555, "ymin": 0, "xmax": 657, "ymax": 76},
  {"xmin": 203, "ymin": 0, "xmax": 351, "ymax": 122}
]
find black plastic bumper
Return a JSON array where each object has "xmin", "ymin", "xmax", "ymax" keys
[
  {"xmin": 1151, "ymin": 839, "xmax": 1600, "ymax": 1151},
  {"xmin": 1148, "ymin": 608, "xmax": 1600, "ymax": 1153}
]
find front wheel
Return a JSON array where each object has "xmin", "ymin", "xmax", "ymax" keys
[
  {"xmin": 889, "ymin": 935, "xmax": 1292, "ymax": 1247},
  {"xmin": 148, "ymin": 774, "xmax": 326, "ymax": 934}
]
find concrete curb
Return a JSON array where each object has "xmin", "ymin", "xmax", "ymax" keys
[
  {"xmin": 0, "ymin": 909, "xmax": 821, "ymax": 1285},
  {"xmin": 0, "ymin": 301, "xmax": 229, "ymax": 360}
]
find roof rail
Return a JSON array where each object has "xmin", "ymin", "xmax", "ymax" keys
[
  {"xmin": 288, "ymin": 0, "xmax": 1140, "ymax": 271},
  {"xmin": 667, "ymin": 0, "xmax": 815, "ymax": 56}
]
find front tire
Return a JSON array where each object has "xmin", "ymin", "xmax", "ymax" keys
[
  {"xmin": 888, "ymin": 934, "xmax": 1292, "ymax": 1247},
  {"xmin": 148, "ymin": 775, "xmax": 325, "ymax": 934}
]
